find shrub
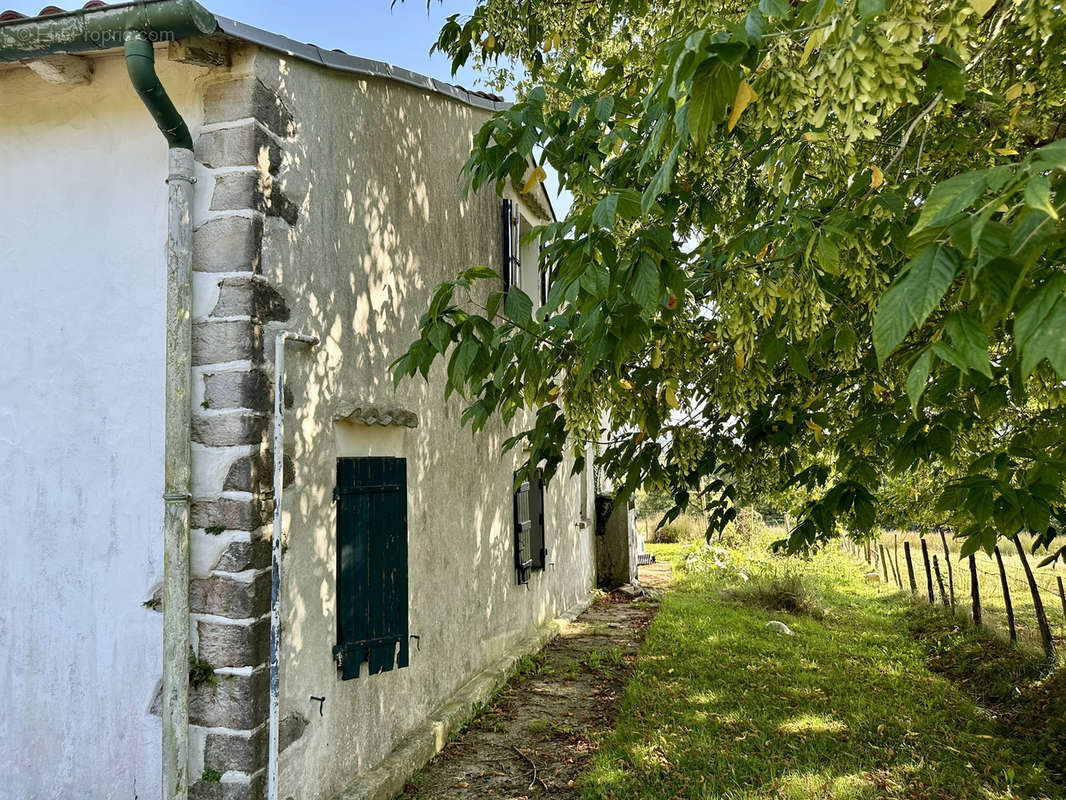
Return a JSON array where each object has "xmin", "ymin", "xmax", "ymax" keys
[
  {"xmin": 725, "ymin": 570, "xmax": 828, "ymax": 620},
  {"xmin": 650, "ymin": 515, "xmax": 702, "ymax": 543}
]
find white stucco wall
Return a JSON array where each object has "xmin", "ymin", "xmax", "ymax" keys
[
  {"xmin": 248, "ymin": 54, "xmax": 598, "ymax": 800},
  {"xmin": 0, "ymin": 52, "xmax": 206, "ymax": 799}
]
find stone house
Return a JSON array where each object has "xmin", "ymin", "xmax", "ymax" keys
[{"xmin": 0, "ymin": 3, "xmax": 636, "ymax": 799}]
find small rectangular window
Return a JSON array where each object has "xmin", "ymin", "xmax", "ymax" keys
[
  {"xmin": 514, "ymin": 470, "xmax": 546, "ymax": 584},
  {"xmin": 332, "ymin": 457, "xmax": 409, "ymax": 679}
]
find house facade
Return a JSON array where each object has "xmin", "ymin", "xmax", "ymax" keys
[{"xmin": 0, "ymin": 3, "xmax": 632, "ymax": 799}]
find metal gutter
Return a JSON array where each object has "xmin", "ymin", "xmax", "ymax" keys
[{"xmin": 0, "ymin": 0, "xmax": 215, "ymax": 60}]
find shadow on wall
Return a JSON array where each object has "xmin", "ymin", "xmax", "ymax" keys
[{"xmin": 239, "ymin": 54, "xmax": 589, "ymax": 797}]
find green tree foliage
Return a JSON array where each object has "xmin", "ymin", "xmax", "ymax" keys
[{"xmin": 394, "ymin": 0, "xmax": 1066, "ymax": 559}]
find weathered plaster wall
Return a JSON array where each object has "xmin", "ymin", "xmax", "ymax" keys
[
  {"xmin": 247, "ymin": 55, "xmax": 597, "ymax": 800},
  {"xmin": 0, "ymin": 51, "xmax": 207, "ymax": 800}
]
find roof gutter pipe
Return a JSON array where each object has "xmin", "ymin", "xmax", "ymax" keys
[{"xmin": 123, "ymin": 26, "xmax": 197, "ymax": 800}]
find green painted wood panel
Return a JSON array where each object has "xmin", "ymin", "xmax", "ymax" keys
[{"xmin": 333, "ymin": 457, "xmax": 409, "ymax": 679}]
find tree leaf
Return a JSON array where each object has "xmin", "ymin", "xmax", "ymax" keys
[
  {"xmin": 591, "ymin": 194, "xmax": 619, "ymax": 229},
  {"xmin": 630, "ymin": 254, "xmax": 662, "ymax": 310},
  {"xmin": 504, "ymin": 286, "xmax": 534, "ymax": 324},
  {"xmin": 521, "ymin": 165, "xmax": 547, "ymax": 194},
  {"xmin": 1024, "ymin": 175, "xmax": 1059, "ymax": 220},
  {"xmin": 1015, "ymin": 273, "xmax": 1066, "ymax": 377},
  {"xmin": 871, "ymin": 165, "xmax": 884, "ymax": 189},
  {"xmin": 873, "ymin": 244, "xmax": 961, "ymax": 363},
  {"xmin": 642, "ymin": 142, "xmax": 680, "ymax": 213},
  {"xmin": 913, "ymin": 170, "xmax": 989, "ymax": 233},
  {"xmin": 859, "ymin": 0, "xmax": 887, "ymax": 18},
  {"xmin": 689, "ymin": 59, "xmax": 739, "ymax": 146},
  {"xmin": 906, "ymin": 349, "xmax": 933, "ymax": 416},
  {"xmin": 945, "ymin": 311, "xmax": 992, "ymax": 377},
  {"xmin": 759, "ymin": 0, "xmax": 790, "ymax": 17},
  {"xmin": 1034, "ymin": 138, "xmax": 1066, "ymax": 170},
  {"xmin": 726, "ymin": 80, "xmax": 758, "ymax": 133}
]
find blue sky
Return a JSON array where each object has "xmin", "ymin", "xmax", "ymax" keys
[{"xmin": 207, "ymin": 0, "xmax": 570, "ymax": 215}]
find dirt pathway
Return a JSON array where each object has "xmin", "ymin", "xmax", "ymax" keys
[{"xmin": 400, "ymin": 562, "xmax": 671, "ymax": 800}]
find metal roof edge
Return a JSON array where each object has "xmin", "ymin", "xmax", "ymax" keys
[{"xmin": 214, "ymin": 15, "xmax": 511, "ymax": 115}]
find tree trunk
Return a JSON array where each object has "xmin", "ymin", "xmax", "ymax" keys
[
  {"xmin": 938, "ymin": 528, "xmax": 955, "ymax": 608},
  {"xmin": 1012, "ymin": 536, "xmax": 1055, "ymax": 659},
  {"xmin": 993, "ymin": 546, "xmax": 1017, "ymax": 644},
  {"xmin": 920, "ymin": 538, "xmax": 935, "ymax": 604},
  {"xmin": 969, "ymin": 554, "xmax": 982, "ymax": 626},
  {"xmin": 904, "ymin": 541, "xmax": 917, "ymax": 595}
]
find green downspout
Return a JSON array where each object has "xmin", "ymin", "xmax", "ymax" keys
[
  {"xmin": 124, "ymin": 33, "xmax": 193, "ymax": 150},
  {"xmin": 122, "ymin": 29, "xmax": 197, "ymax": 800}
]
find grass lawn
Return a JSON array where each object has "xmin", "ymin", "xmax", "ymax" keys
[{"xmin": 585, "ymin": 541, "xmax": 1062, "ymax": 800}]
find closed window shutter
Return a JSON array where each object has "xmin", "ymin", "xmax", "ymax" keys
[
  {"xmin": 333, "ymin": 457, "xmax": 409, "ymax": 680},
  {"xmin": 529, "ymin": 470, "xmax": 546, "ymax": 569},
  {"xmin": 514, "ymin": 479, "xmax": 533, "ymax": 584}
]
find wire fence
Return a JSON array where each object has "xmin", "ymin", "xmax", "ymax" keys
[{"xmin": 845, "ymin": 533, "xmax": 1066, "ymax": 660}]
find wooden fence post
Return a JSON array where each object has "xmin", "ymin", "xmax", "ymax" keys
[
  {"xmin": 904, "ymin": 541, "xmax": 917, "ymax": 595},
  {"xmin": 938, "ymin": 528, "xmax": 956, "ymax": 608},
  {"xmin": 969, "ymin": 554, "xmax": 982, "ymax": 626},
  {"xmin": 892, "ymin": 535, "xmax": 903, "ymax": 590},
  {"xmin": 933, "ymin": 556, "xmax": 949, "ymax": 608},
  {"xmin": 993, "ymin": 546, "xmax": 1017, "ymax": 644},
  {"xmin": 879, "ymin": 543, "xmax": 889, "ymax": 582},
  {"xmin": 1058, "ymin": 577, "xmax": 1066, "ymax": 622},
  {"xmin": 920, "ymin": 538, "xmax": 935, "ymax": 604},
  {"xmin": 1012, "ymin": 536, "xmax": 1055, "ymax": 659}
]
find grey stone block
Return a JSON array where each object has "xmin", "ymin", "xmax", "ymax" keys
[
  {"xmin": 223, "ymin": 451, "xmax": 294, "ymax": 494},
  {"xmin": 203, "ymin": 76, "xmax": 295, "ymax": 137},
  {"xmin": 203, "ymin": 726, "xmax": 267, "ymax": 773},
  {"xmin": 189, "ymin": 774, "xmax": 264, "ymax": 800},
  {"xmin": 193, "ymin": 216, "xmax": 263, "ymax": 274},
  {"xmin": 191, "ymin": 497, "xmax": 270, "ymax": 531},
  {"xmin": 192, "ymin": 412, "xmax": 269, "ymax": 447},
  {"xmin": 198, "ymin": 617, "xmax": 269, "ymax": 668},
  {"xmin": 190, "ymin": 667, "xmax": 268, "ymax": 729},
  {"xmin": 213, "ymin": 536, "xmax": 272, "ymax": 572},
  {"xmin": 203, "ymin": 370, "xmax": 271, "ymax": 412},
  {"xmin": 211, "ymin": 276, "xmax": 290, "ymax": 322},
  {"xmin": 210, "ymin": 172, "xmax": 299, "ymax": 226},
  {"xmin": 190, "ymin": 571, "xmax": 271, "ymax": 619},
  {"xmin": 193, "ymin": 320, "xmax": 261, "ymax": 367},
  {"xmin": 196, "ymin": 122, "xmax": 282, "ymax": 174}
]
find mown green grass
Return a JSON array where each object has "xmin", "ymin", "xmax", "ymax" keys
[{"xmin": 586, "ymin": 543, "xmax": 1062, "ymax": 799}]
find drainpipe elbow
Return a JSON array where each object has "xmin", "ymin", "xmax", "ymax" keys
[{"xmin": 124, "ymin": 32, "xmax": 193, "ymax": 151}]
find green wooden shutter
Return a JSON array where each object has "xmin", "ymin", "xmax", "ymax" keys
[
  {"xmin": 514, "ymin": 478, "xmax": 533, "ymax": 584},
  {"xmin": 333, "ymin": 457, "xmax": 409, "ymax": 680},
  {"xmin": 529, "ymin": 471, "xmax": 546, "ymax": 570}
]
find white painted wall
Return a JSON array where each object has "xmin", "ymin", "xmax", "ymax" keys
[{"xmin": 0, "ymin": 52, "xmax": 204, "ymax": 800}]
